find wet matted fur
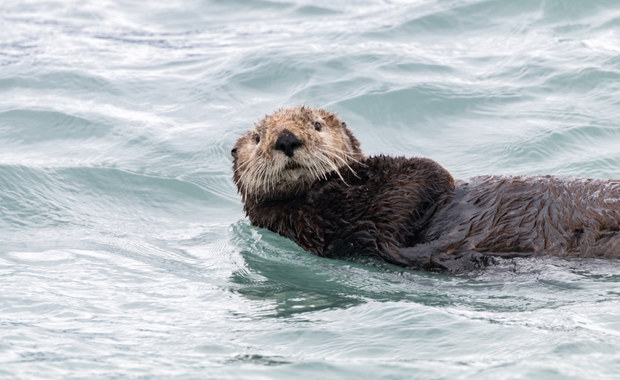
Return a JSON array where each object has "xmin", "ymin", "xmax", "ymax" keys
[{"xmin": 232, "ymin": 107, "xmax": 620, "ymax": 272}]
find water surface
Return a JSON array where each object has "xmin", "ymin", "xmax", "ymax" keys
[{"xmin": 1, "ymin": 0, "xmax": 620, "ymax": 378}]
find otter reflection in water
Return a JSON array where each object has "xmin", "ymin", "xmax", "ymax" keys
[{"xmin": 232, "ymin": 107, "xmax": 620, "ymax": 272}]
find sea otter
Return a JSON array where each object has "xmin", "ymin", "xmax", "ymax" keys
[{"xmin": 232, "ymin": 107, "xmax": 620, "ymax": 272}]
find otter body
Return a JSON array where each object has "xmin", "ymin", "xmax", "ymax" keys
[
  {"xmin": 400, "ymin": 172, "xmax": 620, "ymax": 271},
  {"xmin": 233, "ymin": 107, "xmax": 620, "ymax": 272}
]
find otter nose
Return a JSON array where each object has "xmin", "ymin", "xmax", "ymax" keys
[{"xmin": 274, "ymin": 129, "xmax": 303, "ymax": 157}]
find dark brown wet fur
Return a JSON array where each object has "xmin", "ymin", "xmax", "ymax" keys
[{"xmin": 234, "ymin": 108, "xmax": 620, "ymax": 272}]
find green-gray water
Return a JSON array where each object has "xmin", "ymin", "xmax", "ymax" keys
[{"xmin": 1, "ymin": 0, "xmax": 620, "ymax": 378}]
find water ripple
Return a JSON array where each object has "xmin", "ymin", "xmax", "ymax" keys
[{"xmin": 2, "ymin": 0, "xmax": 620, "ymax": 378}]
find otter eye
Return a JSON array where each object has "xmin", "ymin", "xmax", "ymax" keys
[
  {"xmin": 253, "ymin": 133, "xmax": 260, "ymax": 144},
  {"xmin": 314, "ymin": 122, "xmax": 322, "ymax": 131},
  {"xmin": 231, "ymin": 147, "xmax": 238, "ymax": 157}
]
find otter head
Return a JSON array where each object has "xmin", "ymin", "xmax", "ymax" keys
[{"xmin": 232, "ymin": 106, "xmax": 363, "ymax": 202}]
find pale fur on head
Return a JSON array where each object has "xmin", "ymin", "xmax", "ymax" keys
[{"xmin": 232, "ymin": 106, "xmax": 364, "ymax": 202}]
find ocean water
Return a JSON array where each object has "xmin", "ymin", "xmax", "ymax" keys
[{"xmin": 1, "ymin": 0, "xmax": 620, "ymax": 378}]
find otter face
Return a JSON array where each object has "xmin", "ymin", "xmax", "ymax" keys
[{"xmin": 232, "ymin": 106, "xmax": 363, "ymax": 201}]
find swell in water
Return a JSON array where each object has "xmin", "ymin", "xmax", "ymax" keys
[{"xmin": 1, "ymin": 0, "xmax": 620, "ymax": 378}]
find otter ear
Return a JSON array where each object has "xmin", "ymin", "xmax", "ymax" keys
[{"xmin": 341, "ymin": 121, "xmax": 347, "ymax": 128}]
